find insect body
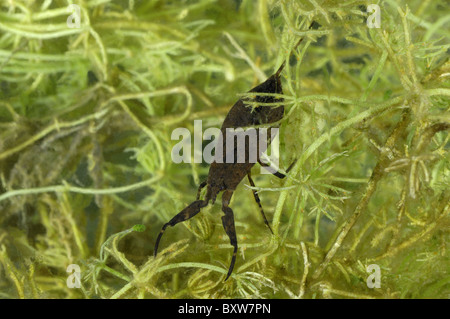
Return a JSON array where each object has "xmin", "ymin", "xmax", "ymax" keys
[{"xmin": 154, "ymin": 37, "xmax": 306, "ymax": 281}]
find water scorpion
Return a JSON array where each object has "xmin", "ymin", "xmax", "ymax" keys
[{"xmin": 154, "ymin": 26, "xmax": 314, "ymax": 281}]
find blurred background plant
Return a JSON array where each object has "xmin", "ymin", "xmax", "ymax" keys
[{"xmin": 0, "ymin": 0, "xmax": 448, "ymax": 299}]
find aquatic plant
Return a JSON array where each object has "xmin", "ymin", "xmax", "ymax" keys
[{"xmin": 0, "ymin": 0, "xmax": 448, "ymax": 299}]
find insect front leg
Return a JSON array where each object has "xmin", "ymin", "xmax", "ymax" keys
[
  {"xmin": 247, "ymin": 172, "xmax": 273, "ymax": 234},
  {"xmin": 221, "ymin": 190, "xmax": 238, "ymax": 281},
  {"xmin": 258, "ymin": 158, "xmax": 298, "ymax": 179},
  {"xmin": 154, "ymin": 199, "xmax": 208, "ymax": 257}
]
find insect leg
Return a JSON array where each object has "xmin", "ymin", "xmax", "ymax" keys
[
  {"xmin": 258, "ymin": 158, "xmax": 298, "ymax": 179},
  {"xmin": 154, "ymin": 199, "xmax": 208, "ymax": 257},
  {"xmin": 196, "ymin": 180, "xmax": 207, "ymax": 200},
  {"xmin": 221, "ymin": 190, "xmax": 238, "ymax": 281},
  {"xmin": 247, "ymin": 172, "xmax": 273, "ymax": 234}
]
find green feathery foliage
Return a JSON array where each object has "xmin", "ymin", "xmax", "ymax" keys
[{"xmin": 0, "ymin": 0, "xmax": 449, "ymax": 299}]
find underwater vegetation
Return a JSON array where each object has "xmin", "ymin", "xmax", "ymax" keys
[{"xmin": 0, "ymin": 0, "xmax": 449, "ymax": 299}]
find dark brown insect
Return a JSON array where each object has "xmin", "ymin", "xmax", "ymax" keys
[{"xmin": 154, "ymin": 33, "xmax": 310, "ymax": 281}]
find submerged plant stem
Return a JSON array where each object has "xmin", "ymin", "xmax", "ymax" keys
[
  {"xmin": 272, "ymin": 95, "xmax": 405, "ymax": 236},
  {"xmin": 313, "ymin": 110, "xmax": 411, "ymax": 279},
  {"xmin": 0, "ymin": 175, "xmax": 162, "ymax": 203}
]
